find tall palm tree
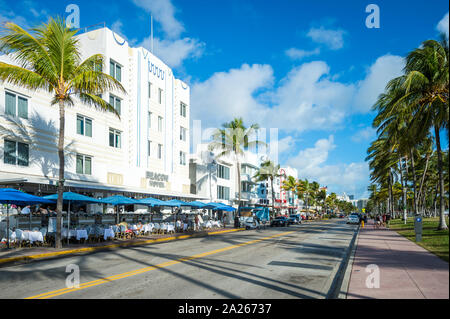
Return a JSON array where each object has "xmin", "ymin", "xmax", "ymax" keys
[
  {"xmin": 209, "ymin": 117, "xmax": 265, "ymax": 211},
  {"xmin": 0, "ymin": 18, "xmax": 126, "ymax": 248},
  {"xmin": 254, "ymin": 160, "xmax": 282, "ymax": 217},
  {"xmin": 379, "ymin": 38, "xmax": 449, "ymax": 229}
]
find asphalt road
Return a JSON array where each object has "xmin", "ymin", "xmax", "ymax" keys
[{"xmin": 0, "ymin": 219, "xmax": 358, "ymax": 299}]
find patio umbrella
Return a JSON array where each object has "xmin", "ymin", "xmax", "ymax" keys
[
  {"xmin": 0, "ymin": 188, "xmax": 53, "ymax": 249},
  {"xmin": 138, "ymin": 197, "xmax": 166, "ymax": 207},
  {"xmin": 101, "ymin": 195, "xmax": 141, "ymax": 224},
  {"xmin": 44, "ymin": 192, "xmax": 104, "ymax": 245},
  {"xmin": 206, "ymin": 202, "xmax": 236, "ymax": 212},
  {"xmin": 189, "ymin": 201, "xmax": 216, "ymax": 209},
  {"xmin": 162, "ymin": 199, "xmax": 192, "ymax": 207}
]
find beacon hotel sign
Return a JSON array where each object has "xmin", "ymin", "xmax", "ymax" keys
[{"xmin": 146, "ymin": 171, "xmax": 168, "ymax": 188}]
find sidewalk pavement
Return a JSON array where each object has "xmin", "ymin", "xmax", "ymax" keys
[
  {"xmin": 347, "ymin": 219, "xmax": 449, "ymax": 299},
  {"xmin": 0, "ymin": 227, "xmax": 244, "ymax": 267}
]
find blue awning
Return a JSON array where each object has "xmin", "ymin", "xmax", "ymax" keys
[
  {"xmin": 0, "ymin": 188, "xmax": 54, "ymax": 205},
  {"xmin": 138, "ymin": 197, "xmax": 167, "ymax": 207},
  {"xmin": 100, "ymin": 195, "xmax": 141, "ymax": 206},
  {"xmin": 43, "ymin": 191, "xmax": 104, "ymax": 204}
]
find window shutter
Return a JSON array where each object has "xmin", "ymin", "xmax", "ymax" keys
[
  {"xmin": 5, "ymin": 92, "xmax": 16, "ymax": 116},
  {"xmin": 17, "ymin": 97, "xmax": 28, "ymax": 119}
]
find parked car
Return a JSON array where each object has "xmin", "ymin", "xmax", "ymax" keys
[
  {"xmin": 347, "ymin": 214, "xmax": 360, "ymax": 224},
  {"xmin": 339, "ymin": 214, "xmax": 345, "ymax": 218},
  {"xmin": 288, "ymin": 214, "xmax": 301, "ymax": 224},
  {"xmin": 270, "ymin": 216, "xmax": 289, "ymax": 227}
]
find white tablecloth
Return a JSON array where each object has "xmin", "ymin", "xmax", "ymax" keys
[
  {"xmin": 22, "ymin": 231, "xmax": 44, "ymax": 243},
  {"xmin": 167, "ymin": 224, "xmax": 175, "ymax": 233},
  {"xmin": 76, "ymin": 230, "xmax": 88, "ymax": 241},
  {"xmin": 211, "ymin": 221, "xmax": 221, "ymax": 228},
  {"xmin": 104, "ymin": 228, "xmax": 115, "ymax": 240}
]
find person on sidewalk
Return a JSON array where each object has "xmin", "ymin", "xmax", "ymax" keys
[{"xmin": 386, "ymin": 214, "xmax": 391, "ymax": 228}]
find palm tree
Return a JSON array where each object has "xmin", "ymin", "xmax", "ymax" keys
[
  {"xmin": 0, "ymin": 18, "xmax": 126, "ymax": 248},
  {"xmin": 209, "ymin": 117, "xmax": 265, "ymax": 212},
  {"xmin": 378, "ymin": 38, "xmax": 448, "ymax": 229},
  {"xmin": 297, "ymin": 179, "xmax": 312, "ymax": 213},
  {"xmin": 254, "ymin": 160, "xmax": 282, "ymax": 217}
]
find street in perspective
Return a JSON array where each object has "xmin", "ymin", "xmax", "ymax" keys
[{"xmin": 0, "ymin": 0, "xmax": 449, "ymax": 307}]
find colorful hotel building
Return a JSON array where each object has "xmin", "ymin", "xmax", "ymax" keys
[{"xmin": 0, "ymin": 26, "xmax": 202, "ymax": 205}]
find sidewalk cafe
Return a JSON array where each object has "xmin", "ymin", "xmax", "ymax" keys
[{"xmin": 0, "ymin": 188, "xmax": 236, "ymax": 249}]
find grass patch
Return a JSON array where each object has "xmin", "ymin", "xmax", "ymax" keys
[{"xmin": 389, "ymin": 217, "xmax": 449, "ymax": 262}]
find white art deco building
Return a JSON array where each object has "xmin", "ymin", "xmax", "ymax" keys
[{"xmin": 0, "ymin": 26, "xmax": 201, "ymax": 202}]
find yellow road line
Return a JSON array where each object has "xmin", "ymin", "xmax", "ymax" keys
[
  {"xmin": 0, "ymin": 228, "xmax": 244, "ymax": 265},
  {"xmin": 26, "ymin": 230, "xmax": 295, "ymax": 299}
]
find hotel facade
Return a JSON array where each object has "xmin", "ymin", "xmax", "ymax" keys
[
  {"xmin": 0, "ymin": 27, "xmax": 201, "ymax": 205},
  {"xmin": 190, "ymin": 143, "xmax": 301, "ymax": 215}
]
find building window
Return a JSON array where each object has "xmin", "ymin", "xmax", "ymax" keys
[
  {"xmin": 148, "ymin": 140, "xmax": 151, "ymax": 157},
  {"xmin": 158, "ymin": 88, "xmax": 163, "ymax": 104},
  {"xmin": 3, "ymin": 139, "xmax": 29, "ymax": 166},
  {"xmin": 77, "ymin": 115, "xmax": 92, "ymax": 137},
  {"xmin": 180, "ymin": 151, "xmax": 186, "ymax": 166},
  {"xmin": 5, "ymin": 91, "xmax": 28, "ymax": 119},
  {"xmin": 217, "ymin": 164, "xmax": 230, "ymax": 180},
  {"xmin": 109, "ymin": 128, "xmax": 121, "ymax": 148},
  {"xmin": 158, "ymin": 116, "xmax": 163, "ymax": 132},
  {"xmin": 109, "ymin": 95, "xmax": 121, "ymax": 115},
  {"xmin": 180, "ymin": 126, "xmax": 187, "ymax": 141},
  {"xmin": 76, "ymin": 154, "xmax": 92, "ymax": 175},
  {"xmin": 217, "ymin": 186, "xmax": 230, "ymax": 200},
  {"xmin": 180, "ymin": 102, "xmax": 187, "ymax": 117},
  {"xmin": 148, "ymin": 112, "xmax": 152, "ymax": 129},
  {"xmin": 110, "ymin": 60, "xmax": 122, "ymax": 82},
  {"xmin": 148, "ymin": 82, "xmax": 152, "ymax": 99},
  {"xmin": 157, "ymin": 144, "xmax": 163, "ymax": 159}
]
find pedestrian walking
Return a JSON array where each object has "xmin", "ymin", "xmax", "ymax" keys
[
  {"xmin": 194, "ymin": 214, "xmax": 199, "ymax": 231},
  {"xmin": 386, "ymin": 213, "xmax": 391, "ymax": 228}
]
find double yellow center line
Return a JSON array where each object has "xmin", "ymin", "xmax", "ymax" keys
[{"xmin": 26, "ymin": 230, "xmax": 295, "ymax": 299}]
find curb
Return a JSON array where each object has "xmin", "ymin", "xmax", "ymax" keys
[
  {"xmin": 325, "ymin": 224, "xmax": 360, "ymax": 299},
  {"xmin": 0, "ymin": 228, "xmax": 246, "ymax": 268},
  {"xmin": 338, "ymin": 226, "xmax": 361, "ymax": 299}
]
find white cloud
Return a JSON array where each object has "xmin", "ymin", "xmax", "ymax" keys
[
  {"xmin": 139, "ymin": 36, "xmax": 205, "ymax": 69},
  {"xmin": 306, "ymin": 27, "xmax": 346, "ymax": 50},
  {"xmin": 285, "ymin": 47, "xmax": 320, "ymax": 60},
  {"xmin": 285, "ymin": 135, "xmax": 370, "ymax": 196},
  {"xmin": 353, "ymin": 54, "xmax": 404, "ymax": 113},
  {"xmin": 191, "ymin": 54, "xmax": 403, "ymax": 135},
  {"xmin": 264, "ymin": 61, "xmax": 355, "ymax": 132},
  {"xmin": 132, "ymin": 0, "xmax": 205, "ymax": 69},
  {"xmin": 351, "ymin": 127, "xmax": 376, "ymax": 143},
  {"xmin": 0, "ymin": 0, "xmax": 30, "ymax": 28},
  {"xmin": 191, "ymin": 64, "xmax": 274, "ymax": 127},
  {"xmin": 132, "ymin": 0, "xmax": 184, "ymax": 39},
  {"xmin": 437, "ymin": 12, "xmax": 449, "ymax": 38}
]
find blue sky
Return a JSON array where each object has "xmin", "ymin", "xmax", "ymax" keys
[{"xmin": 1, "ymin": 0, "xmax": 449, "ymax": 199}]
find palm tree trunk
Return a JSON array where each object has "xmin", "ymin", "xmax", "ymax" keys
[
  {"xmin": 270, "ymin": 177, "xmax": 275, "ymax": 218},
  {"xmin": 434, "ymin": 125, "xmax": 448, "ymax": 230},
  {"xmin": 410, "ymin": 149, "xmax": 418, "ymax": 215},
  {"xmin": 56, "ymin": 100, "xmax": 65, "ymax": 249},
  {"xmin": 236, "ymin": 157, "xmax": 241, "ymax": 215},
  {"xmin": 417, "ymin": 153, "xmax": 430, "ymax": 215}
]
